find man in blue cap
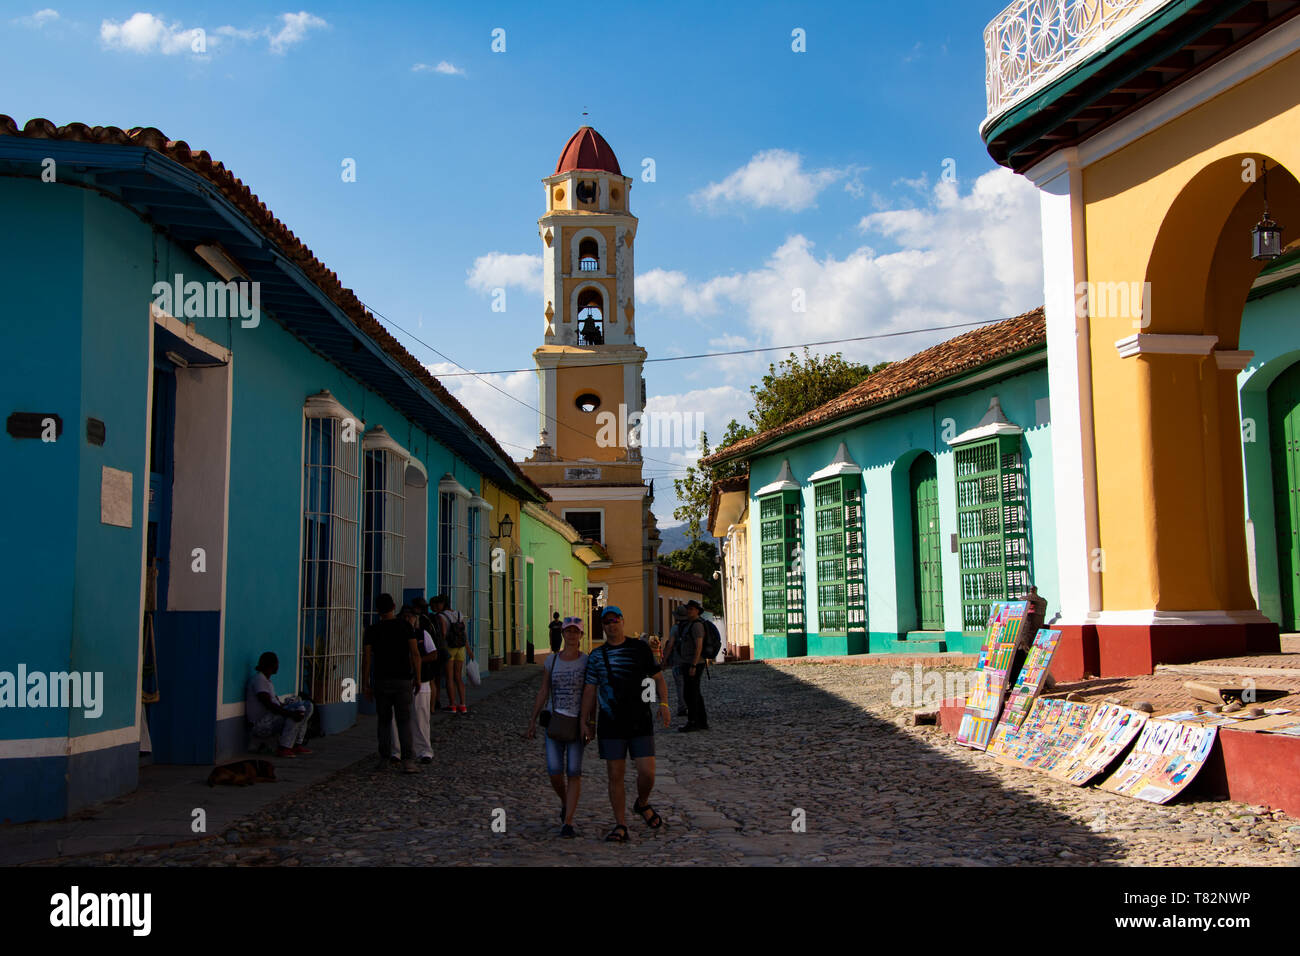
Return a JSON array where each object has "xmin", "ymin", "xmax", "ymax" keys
[{"xmin": 580, "ymin": 605, "xmax": 670, "ymax": 842}]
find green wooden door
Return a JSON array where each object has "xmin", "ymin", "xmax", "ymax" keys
[
  {"xmin": 911, "ymin": 454, "xmax": 944, "ymax": 630},
  {"xmin": 1268, "ymin": 363, "xmax": 1300, "ymax": 630}
]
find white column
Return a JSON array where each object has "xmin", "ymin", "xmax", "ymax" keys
[{"xmin": 1029, "ymin": 148, "xmax": 1100, "ymax": 623}]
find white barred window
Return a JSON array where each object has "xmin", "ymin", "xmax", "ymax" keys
[
  {"xmin": 512, "ymin": 553, "xmax": 526, "ymax": 655},
  {"xmin": 300, "ymin": 392, "xmax": 360, "ymax": 706},
  {"xmin": 362, "ymin": 426, "xmax": 408, "ymax": 628},
  {"xmin": 548, "ymin": 569, "xmax": 561, "ymax": 619},
  {"xmin": 438, "ymin": 475, "xmax": 471, "ymax": 619}
]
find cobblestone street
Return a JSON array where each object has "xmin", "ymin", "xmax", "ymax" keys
[{"xmin": 55, "ymin": 661, "xmax": 1300, "ymax": 866}]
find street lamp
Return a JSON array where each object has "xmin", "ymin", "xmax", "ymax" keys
[
  {"xmin": 1252, "ymin": 159, "xmax": 1284, "ymax": 262},
  {"xmin": 495, "ymin": 514, "xmax": 513, "ymax": 540}
]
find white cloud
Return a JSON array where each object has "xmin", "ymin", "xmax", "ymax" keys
[
  {"xmin": 99, "ymin": 11, "xmax": 326, "ymax": 55},
  {"xmin": 413, "ymin": 60, "xmax": 465, "ymax": 76},
  {"xmin": 268, "ymin": 11, "xmax": 327, "ymax": 54},
  {"xmin": 644, "ymin": 166, "xmax": 1043, "ymax": 368},
  {"xmin": 692, "ymin": 149, "xmax": 856, "ymax": 213},
  {"xmin": 100, "ymin": 12, "xmax": 204, "ymax": 54},
  {"xmin": 466, "ymin": 252, "xmax": 542, "ymax": 294},
  {"xmin": 14, "ymin": 8, "xmax": 58, "ymax": 27},
  {"xmin": 427, "ymin": 363, "xmax": 539, "ymax": 456}
]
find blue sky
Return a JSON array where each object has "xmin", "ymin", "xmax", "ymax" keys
[{"xmin": 2, "ymin": 2, "xmax": 1045, "ymax": 524}]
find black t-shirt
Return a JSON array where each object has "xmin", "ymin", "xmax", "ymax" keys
[
  {"xmin": 585, "ymin": 638, "xmax": 661, "ymax": 739},
  {"xmin": 549, "ymin": 619, "xmax": 563, "ymax": 639},
  {"xmin": 364, "ymin": 617, "xmax": 416, "ymax": 681}
]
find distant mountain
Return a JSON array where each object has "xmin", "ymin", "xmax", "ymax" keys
[{"xmin": 656, "ymin": 524, "xmax": 719, "ymax": 557}]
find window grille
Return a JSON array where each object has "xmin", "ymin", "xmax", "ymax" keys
[
  {"xmin": 954, "ymin": 435, "xmax": 1031, "ymax": 631},
  {"xmin": 512, "ymin": 553, "xmax": 526, "ymax": 654},
  {"xmin": 813, "ymin": 476, "xmax": 866, "ymax": 634},
  {"xmin": 362, "ymin": 447, "xmax": 406, "ymax": 629},
  {"xmin": 758, "ymin": 490, "xmax": 805, "ymax": 637},
  {"xmin": 300, "ymin": 411, "xmax": 359, "ymax": 706}
]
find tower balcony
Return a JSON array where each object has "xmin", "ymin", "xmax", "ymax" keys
[{"xmin": 980, "ymin": 0, "xmax": 1300, "ymax": 172}]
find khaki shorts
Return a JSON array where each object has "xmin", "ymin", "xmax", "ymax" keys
[{"xmin": 446, "ymin": 647, "xmax": 466, "ymax": 663}]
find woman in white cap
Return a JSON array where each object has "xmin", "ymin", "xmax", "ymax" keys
[{"xmin": 526, "ymin": 615, "xmax": 589, "ymax": 837}]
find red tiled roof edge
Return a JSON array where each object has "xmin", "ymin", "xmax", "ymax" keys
[
  {"xmin": 0, "ymin": 115, "xmax": 547, "ymax": 504},
  {"xmin": 655, "ymin": 564, "xmax": 712, "ymax": 594},
  {"xmin": 707, "ymin": 474, "xmax": 750, "ymax": 531},
  {"xmin": 702, "ymin": 308, "xmax": 1046, "ymax": 466}
]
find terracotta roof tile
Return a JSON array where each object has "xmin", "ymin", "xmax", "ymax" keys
[
  {"xmin": 656, "ymin": 564, "xmax": 711, "ymax": 594},
  {"xmin": 703, "ymin": 307, "xmax": 1046, "ymax": 465},
  {"xmin": 0, "ymin": 115, "xmax": 545, "ymax": 503}
]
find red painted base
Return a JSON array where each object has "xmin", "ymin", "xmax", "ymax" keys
[{"xmin": 1048, "ymin": 620, "xmax": 1280, "ymax": 680}]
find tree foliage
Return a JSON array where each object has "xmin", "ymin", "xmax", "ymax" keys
[
  {"xmin": 661, "ymin": 539, "xmax": 723, "ymax": 614},
  {"xmin": 748, "ymin": 348, "xmax": 887, "ymax": 433}
]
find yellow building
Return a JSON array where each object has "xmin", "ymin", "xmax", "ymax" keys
[
  {"xmin": 979, "ymin": 0, "xmax": 1296, "ymax": 676},
  {"xmin": 709, "ymin": 475, "xmax": 751, "ymax": 659},
  {"xmin": 520, "ymin": 128, "xmax": 662, "ymax": 634}
]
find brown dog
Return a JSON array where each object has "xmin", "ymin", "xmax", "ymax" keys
[{"xmin": 206, "ymin": 759, "xmax": 277, "ymax": 787}]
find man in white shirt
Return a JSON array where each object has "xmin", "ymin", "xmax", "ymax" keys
[{"xmin": 245, "ymin": 652, "xmax": 314, "ymax": 757}]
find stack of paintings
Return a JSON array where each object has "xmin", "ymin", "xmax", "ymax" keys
[
  {"xmin": 1096, "ymin": 719, "xmax": 1218, "ymax": 804},
  {"xmin": 985, "ymin": 628, "xmax": 1061, "ymax": 755},
  {"xmin": 1049, "ymin": 704, "xmax": 1150, "ymax": 786},
  {"xmin": 956, "ymin": 601, "xmax": 1030, "ymax": 751},
  {"xmin": 993, "ymin": 697, "xmax": 1093, "ymax": 771}
]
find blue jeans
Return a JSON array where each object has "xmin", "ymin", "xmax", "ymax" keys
[{"xmin": 544, "ymin": 728, "xmax": 584, "ymax": 777}]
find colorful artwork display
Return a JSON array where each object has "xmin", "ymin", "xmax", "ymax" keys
[
  {"xmin": 992, "ymin": 697, "xmax": 1093, "ymax": 770},
  {"xmin": 1097, "ymin": 720, "xmax": 1218, "ymax": 804},
  {"xmin": 956, "ymin": 601, "xmax": 1030, "ymax": 751},
  {"xmin": 1049, "ymin": 704, "xmax": 1149, "ymax": 786},
  {"xmin": 985, "ymin": 628, "xmax": 1062, "ymax": 753}
]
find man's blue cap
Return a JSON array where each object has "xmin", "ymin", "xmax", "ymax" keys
[{"xmin": 601, "ymin": 605, "xmax": 623, "ymax": 620}]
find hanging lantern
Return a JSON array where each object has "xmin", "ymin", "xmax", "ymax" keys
[{"xmin": 1252, "ymin": 159, "xmax": 1284, "ymax": 261}]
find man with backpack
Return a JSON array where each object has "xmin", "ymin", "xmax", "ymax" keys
[
  {"xmin": 431, "ymin": 594, "xmax": 472, "ymax": 715},
  {"xmin": 678, "ymin": 600, "xmax": 719, "ymax": 733}
]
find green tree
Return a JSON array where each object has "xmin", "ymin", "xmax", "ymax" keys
[
  {"xmin": 662, "ymin": 539, "xmax": 723, "ymax": 613},
  {"xmin": 673, "ymin": 420, "xmax": 755, "ymax": 543},
  {"xmin": 748, "ymin": 348, "xmax": 888, "ymax": 433}
]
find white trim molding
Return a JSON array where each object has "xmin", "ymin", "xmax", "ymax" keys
[
  {"xmin": 1086, "ymin": 608, "xmax": 1274, "ymax": 626},
  {"xmin": 1114, "ymin": 333, "xmax": 1218, "ymax": 359},
  {"xmin": 546, "ymin": 486, "xmax": 647, "ymax": 501},
  {"xmin": 1215, "ymin": 349, "xmax": 1255, "ymax": 371}
]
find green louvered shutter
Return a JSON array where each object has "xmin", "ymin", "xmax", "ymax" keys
[
  {"xmin": 954, "ymin": 434, "xmax": 1031, "ymax": 632},
  {"xmin": 814, "ymin": 476, "xmax": 866, "ymax": 635},
  {"xmin": 760, "ymin": 490, "xmax": 805, "ymax": 636}
]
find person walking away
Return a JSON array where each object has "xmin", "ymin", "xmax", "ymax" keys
[
  {"xmin": 548, "ymin": 612, "xmax": 564, "ymax": 655},
  {"xmin": 660, "ymin": 606, "xmax": 689, "ymax": 718},
  {"xmin": 678, "ymin": 600, "xmax": 711, "ymax": 732},
  {"xmin": 580, "ymin": 606, "xmax": 670, "ymax": 843},
  {"xmin": 363, "ymin": 593, "xmax": 421, "ymax": 773},
  {"xmin": 526, "ymin": 616, "xmax": 589, "ymax": 838},
  {"xmin": 413, "ymin": 596, "xmax": 447, "ymax": 711},
  {"xmin": 402, "ymin": 604, "xmax": 438, "ymax": 763},
  {"xmin": 245, "ymin": 652, "xmax": 313, "ymax": 758},
  {"xmin": 433, "ymin": 594, "xmax": 472, "ymax": 714}
]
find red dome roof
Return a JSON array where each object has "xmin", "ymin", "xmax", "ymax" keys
[{"xmin": 554, "ymin": 126, "xmax": 622, "ymax": 176}]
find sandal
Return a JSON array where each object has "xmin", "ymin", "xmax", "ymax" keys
[
  {"xmin": 605, "ymin": 824, "xmax": 629, "ymax": 843},
  {"xmin": 632, "ymin": 800, "xmax": 663, "ymax": 829}
]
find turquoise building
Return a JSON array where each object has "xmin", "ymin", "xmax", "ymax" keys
[
  {"xmin": 704, "ymin": 309, "xmax": 1057, "ymax": 659},
  {"xmin": 0, "ymin": 117, "xmax": 544, "ymax": 823}
]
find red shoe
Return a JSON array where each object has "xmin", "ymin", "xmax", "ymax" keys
[
  {"xmin": 460, "ymin": 704, "xmax": 470, "ymax": 714},
  {"xmin": 275, "ymin": 746, "xmax": 297, "ymax": 758},
  {"xmin": 292, "ymin": 744, "xmax": 313, "ymax": 755}
]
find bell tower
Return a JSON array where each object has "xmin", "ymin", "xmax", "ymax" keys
[
  {"xmin": 521, "ymin": 127, "xmax": 657, "ymax": 635},
  {"xmin": 534, "ymin": 126, "xmax": 646, "ymax": 462}
]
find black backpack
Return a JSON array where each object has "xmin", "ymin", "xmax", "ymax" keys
[
  {"xmin": 440, "ymin": 610, "xmax": 468, "ymax": 649},
  {"xmin": 680, "ymin": 618, "xmax": 722, "ymax": 663}
]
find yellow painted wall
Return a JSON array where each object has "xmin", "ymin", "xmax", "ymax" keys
[
  {"xmin": 479, "ymin": 479, "xmax": 524, "ymax": 656},
  {"xmin": 550, "ymin": 496, "xmax": 648, "ymax": 631},
  {"xmin": 555, "ymin": 360, "xmax": 629, "ymax": 461},
  {"xmin": 1080, "ymin": 50, "xmax": 1300, "ymax": 611},
  {"xmin": 561, "ymin": 226, "xmax": 615, "ymax": 275}
]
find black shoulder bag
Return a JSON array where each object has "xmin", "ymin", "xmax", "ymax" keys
[{"xmin": 543, "ymin": 655, "xmax": 581, "ymax": 743}]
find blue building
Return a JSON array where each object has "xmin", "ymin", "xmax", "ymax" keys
[
  {"xmin": 704, "ymin": 308, "xmax": 1055, "ymax": 659},
  {"xmin": 0, "ymin": 117, "xmax": 545, "ymax": 823}
]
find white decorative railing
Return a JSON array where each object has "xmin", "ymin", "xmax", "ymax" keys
[{"xmin": 983, "ymin": 0, "xmax": 1174, "ymax": 122}]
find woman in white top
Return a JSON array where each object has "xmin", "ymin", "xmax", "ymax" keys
[{"xmin": 526, "ymin": 616, "xmax": 589, "ymax": 838}]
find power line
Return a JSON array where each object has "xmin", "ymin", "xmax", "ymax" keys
[
  {"xmin": 361, "ymin": 301, "xmax": 690, "ymax": 471},
  {"xmin": 431, "ymin": 318, "xmax": 1002, "ymax": 377}
]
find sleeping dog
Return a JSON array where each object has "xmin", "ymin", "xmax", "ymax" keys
[{"xmin": 206, "ymin": 759, "xmax": 277, "ymax": 787}]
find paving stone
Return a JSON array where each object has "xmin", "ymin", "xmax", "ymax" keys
[{"xmin": 33, "ymin": 660, "xmax": 1299, "ymax": 867}]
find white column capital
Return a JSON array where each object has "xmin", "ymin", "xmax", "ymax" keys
[{"xmin": 1114, "ymin": 333, "xmax": 1218, "ymax": 359}]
